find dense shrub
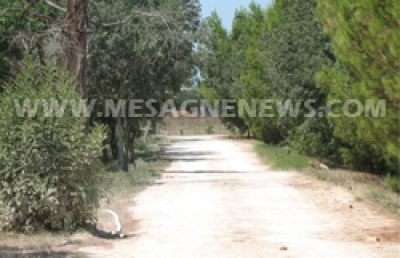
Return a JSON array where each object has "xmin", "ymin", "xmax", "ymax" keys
[
  {"xmin": 0, "ymin": 60, "xmax": 106, "ymax": 232},
  {"xmin": 385, "ymin": 174, "xmax": 400, "ymax": 193}
]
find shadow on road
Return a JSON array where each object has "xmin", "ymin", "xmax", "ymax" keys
[
  {"xmin": 0, "ymin": 246, "xmax": 79, "ymax": 258},
  {"xmin": 162, "ymin": 150, "xmax": 216, "ymax": 162},
  {"xmin": 164, "ymin": 170, "xmax": 261, "ymax": 174}
]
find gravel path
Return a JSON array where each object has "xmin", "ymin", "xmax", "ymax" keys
[{"xmin": 80, "ymin": 136, "xmax": 400, "ymax": 258}]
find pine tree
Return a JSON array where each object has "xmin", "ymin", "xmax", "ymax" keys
[{"xmin": 316, "ymin": 0, "xmax": 400, "ymax": 172}]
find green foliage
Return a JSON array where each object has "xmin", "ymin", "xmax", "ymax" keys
[
  {"xmin": 0, "ymin": 1, "xmax": 22, "ymax": 83},
  {"xmin": 200, "ymin": 11, "xmax": 249, "ymax": 133},
  {"xmin": 0, "ymin": 0, "xmax": 63, "ymax": 83},
  {"xmin": 135, "ymin": 136, "xmax": 156, "ymax": 152},
  {"xmin": 287, "ymin": 117, "xmax": 341, "ymax": 165},
  {"xmin": 0, "ymin": 59, "xmax": 106, "ymax": 232},
  {"xmin": 174, "ymin": 89, "xmax": 204, "ymax": 111},
  {"xmin": 316, "ymin": 0, "xmax": 400, "ymax": 172},
  {"xmin": 202, "ymin": 1, "xmax": 339, "ymax": 159},
  {"xmin": 89, "ymin": 0, "xmax": 202, "ymax": 102},
  {"xmin": 206, "ymin": 0, "xmax": 339, "ymax": 159},
  {"xmin": 384, "ymin": 174, "xmax": 400, "ymax": 193},
  {"xmin": 102, "ymin": 159, "xmax": 167, "ymax": 194},
  {"xmin": 102, "ymin": 136, "xmax": 168, "ymax": 194},
  {"xmin": 88, "ymin": 0, "xmax": 203, "ymax": 171},
  {"xmin": 203, "ymin": 0, "xmax": 398, "ymax": 175},
  {"xmin": 258, "ymin": 0, "xmax": 337, "ymax": 158},
  {"xmin": 205, "ymin": 125, "xmax": 214, "ymax": 135}
]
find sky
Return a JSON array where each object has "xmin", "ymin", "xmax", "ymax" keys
[{"xmin": 200, "ymin": 0, "xmax": 274, "ymax": 31}]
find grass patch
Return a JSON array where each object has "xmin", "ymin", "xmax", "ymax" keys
[
  {"xmin": 367, "ymin": 189, "xmax": 400, "ymax": 214},
  {"xmin": 102, "ymin": 159, "xmax": 169, "ymax": 194},
  {"xmin": 102, "ymin": 136, "xmax": 170, "ymax": 194},
  {"xmin": 254, "ymin": 142, "xmax": 311, "ymax": 170}
]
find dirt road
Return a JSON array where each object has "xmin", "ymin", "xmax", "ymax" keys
[{"xmin": 80, "ymin": 136, "xmax": 400, "ymax": 257}]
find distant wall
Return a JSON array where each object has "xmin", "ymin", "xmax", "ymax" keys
[{"xmin": 160, "ymin": 114, "xmax": 230, "ymax": 136}]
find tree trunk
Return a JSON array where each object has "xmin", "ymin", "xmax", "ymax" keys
[
  {"xmin": 102, "ymin": 140, "xmax": 110, "ymax": 163},
  {"xmin": 36, "ymin": 38, "xmax": 46, "ymax": 66},
  {"xmin": 151, "ymin": 117, "xmax": 158, "ymax": 135},
  {"xmin": 109, "ymin": 122, "xmax": 118, "ymax": 160},
  {"xmin": 123, "ymin": 118, "xmax": 130, "ymax": 170},
  {"xmin": 129, "ymin": 139, "xmax": 136, "ymax": 165},
  {"xmin": 128, "ymin": 126, "xmax": 136, "ymax": 165},
  {"xmin": 63, "ymin": 0, "xmax": 88, "ymax": 97},
  {"xmin": 116, "ymin": 115, "xmax": 128, "ymax": 172}
]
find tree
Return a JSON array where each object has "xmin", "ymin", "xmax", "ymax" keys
[
  {"xmin": 89, "ymin": 0, "xmax": 203, "ymax": 171},
  {"xmin": 0, "ymin": 0, "xmax": 51, "ymax": 83},
  {"xmin": 200, "ymin": 11, "xmax": 249, "ymax": 134},
  {"xmin": 262, "ymin": 0, "xmax": 340, "ymax": 160},
  {"xmin": 316, "ymin": 0, "xmax": 400, "ymax": 172},
  {"xmin": 1, "ymin": 0, "xmax": 180, "ymax": 95}
]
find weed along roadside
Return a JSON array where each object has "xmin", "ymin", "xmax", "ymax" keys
[{"xmin": 252, "ymin": 140, "xmax": 400, "ymax": 219}]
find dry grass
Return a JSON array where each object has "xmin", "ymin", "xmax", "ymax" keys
[
  {"xmin": 303, "ymin": 169, "xmax": 400, "ymax": 218},
  {"xmin": 252, "ymin": 140, "xmax": 400, "ymax": 218}
]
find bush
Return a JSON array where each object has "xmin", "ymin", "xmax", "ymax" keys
[
  {"xmin": 385, "ymin": 174, "xmax": 400, "ymax": 194},
  {"xmin": 136, "ymin": 136, "xmax": 157, "ymax": 152},
  {"xmin": 0, "ymin": 60, "xmax": 106, "ymax": 232}
]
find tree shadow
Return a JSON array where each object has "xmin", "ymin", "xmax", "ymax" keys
[
  {"xmin": 164, "ymin": 170, "xmax": 263, "ymax": 174},
  {"xmin": 0, "ymin": 246, "xmax": 81, "ymax": 258},
  {"xmin": 168, "ymin": 138, "xmax": 207, "ymax": 143},
  {"xmin": 85, "ymin": 226, "xmax": 138, "ymax": 240}
]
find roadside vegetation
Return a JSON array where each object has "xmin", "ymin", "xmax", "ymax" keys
[
  {"xmin": 253, "ymin": 141, "xmax": 400, "ymax": 218},
  {"xmin": 200, "ymin": 0, "xmax": 400, "ymax": 189},
  {"xmin": 254, "ymin": 142, "xmax": 311, "ymax": 171},
  {"xmin": 101, "ymin": 136, "xmax": 170, "ymax": 195},
  {"xmin": 0, "ymin": 0, "xmax": 399, "ymax": 247},
  {"xmin": 1, "ymin": 0, "xmax": 201, "ymax": 233},
  {"xmin": 0, "ymin": 136, "xmax": 169, "ymax": 256}
]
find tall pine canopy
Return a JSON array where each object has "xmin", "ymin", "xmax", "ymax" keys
[{"xmin": 316, "ymin": 0, "xmax": 400, "ymax": 171}]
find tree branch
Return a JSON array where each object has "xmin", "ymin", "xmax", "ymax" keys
[
  {"xmin": 95, "ymin": 10, "xmax": 176, "ymax": 49},
  {"xmin": 3, "ymin": 28, "xmax": 62, "ymax": 40},
  {"xmin": 98, "ymin": 11, "xmax": 147, "ymax": 27},
  {"xmin": 43, "ymin": 0, "xmax": 67, "ymax": 13},
  {"xmin": 1, "ymin": 8, "xmax": 58, "ymax": 24},
  {"xmin": 97, "ymin": 10, "xmax": 172, "ymax": 35}
]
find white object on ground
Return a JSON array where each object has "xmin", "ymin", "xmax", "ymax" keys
[
  {"xmin": 319, "ymin": 163, "xmax": 329, "ymax": 170},
  {"xmin": 101, "ymin": 209, "xmax": 124, "ymax": 238}
]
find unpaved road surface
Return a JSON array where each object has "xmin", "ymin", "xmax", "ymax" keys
[{"xmin": 80, "ymin": 136, "xmax": 400, "ymax": 257}]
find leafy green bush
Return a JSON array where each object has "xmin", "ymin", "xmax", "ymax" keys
[
  {"xmin": 136, "ymin": 136, "xmax": 157, "ymax": 152},
  {"xmin": 385, "ymin": 174, "xmax": 400, "ymax": 194},
  {"xmin": 0, "ymin": 60, "xmax": 106, "ymax": 232}
]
